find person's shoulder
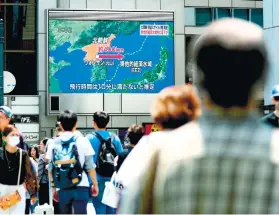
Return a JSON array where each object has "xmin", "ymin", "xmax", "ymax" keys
[
  {"xmin": 86, "ymin": 132, "xmax": 96, "ymax": 140},
  {"xmin": 147, "ymin": 131, "xmax": 172, "ymax": 146},
  {"xmin": 111, "ymin": 133, "xmax": 120, "ymax": 142},
  {"xmin": 77, "ymin": 135, "xmax": 90, "ymax": 143},
  {"xmin": 76, "ymin": 136, "xmax": 93, "ymax": 149},
  {"xmin": 158, "ymin": 122, "xmax": 204, "ymax": 161}
]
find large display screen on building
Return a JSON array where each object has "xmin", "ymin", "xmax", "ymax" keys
[{"xmin": 48, "ymin": 11, "xmax": 175, "ymax": 94}]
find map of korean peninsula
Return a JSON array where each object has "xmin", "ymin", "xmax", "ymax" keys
[
  {"xmin": 82, "ymin": 34, "xmax": 118, "ymax": 63},
  {"xmin": 48, "ymin": 20, "xmax": 174, "ymax": 94}
]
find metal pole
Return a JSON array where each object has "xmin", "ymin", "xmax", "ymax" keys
[{"xmin": 0, "ymin": 19, "xmax": 4, "ymax": 106}]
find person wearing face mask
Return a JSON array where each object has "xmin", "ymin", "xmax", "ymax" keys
[{"xmin": 0, "ymin": 125, "xmax": 37, "ymax": 215}]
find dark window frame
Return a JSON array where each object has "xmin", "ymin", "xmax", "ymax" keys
[{"xmin": 1, "ymin": 0, "xmax": 37, "ymax": 95}]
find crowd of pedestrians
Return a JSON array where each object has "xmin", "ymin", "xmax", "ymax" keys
[{"xmin": 1, "ymin": 17, "xmax": 279, "ymax": 214}]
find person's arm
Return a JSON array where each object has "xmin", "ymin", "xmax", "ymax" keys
[
  {"xmin": 86, "ymin": 134, "xmax": 98, "ymax": 164},
  {"xmin": 113, "ymin": 136, "xmax": 123, "ymax": 154},
  {"xmin": 83, "ymin": 137, "xmax": 99, "ymax": 196},
  {"xmin": 24, "ymin": 154, "xmax": 38, "ymax": 204},
  {"xmin": 84, "ymin": 155, "xmax": 97, "ymax": 185},
  {"xmin": 45, "ymin": 139, "xmax": 54, "ymax": 162}
]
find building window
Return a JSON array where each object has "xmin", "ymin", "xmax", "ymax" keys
[
  {"xmin": 251, "ymin": 9, "xmax": 263, "ymax": 27},
  {"xmin": 216, "ymin": 8, "xmax": 232, "ymax": 19},
  {"xmin": 1, "ymin": 0, "xmax": 37, "ymax": 95},
  {"xmin": 233, "ymin": 9, "xmax": 249, "ymax": 21},
  {"xmin": 196, "ymin": 8, "xmax": 212, "ymax": 26}
]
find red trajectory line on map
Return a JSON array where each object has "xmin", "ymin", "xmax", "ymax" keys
[{"xmin": 97, "ymin": 54, "xmax": 124, "ymax": 60}]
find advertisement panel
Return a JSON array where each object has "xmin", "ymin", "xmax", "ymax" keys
[
  {"xmin": 48, "ymin": 11, "xmax": 174, "ymax": 94},
  {"xmin": 143, "ymin": 123, "xmax": 160, "ymax": 135}
]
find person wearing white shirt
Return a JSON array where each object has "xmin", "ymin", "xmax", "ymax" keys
[
  {"xmin": 46, "ymin": 110, "xmax": 99, "ymax": 214},
  {"xmin": 117, "ymin": 85, "xmax": 201, "ymax": 188}
]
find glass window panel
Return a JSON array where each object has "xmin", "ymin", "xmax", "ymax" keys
[
  {"xmin": 251, "ymin": 9, "xmax": 263, "ymax": 27},
  {"xmin": 4, "ymin": 52, "xmax": 37, "ymax": 95},
  {"xmin": 5, "ymin": 4, "xmax": 35, "ymax": 50},
  {"xmin": 5, "ymin": 0, "xmax": 29, "ymax": 3},
  {"xmin": 217, "ymin": 8, "xmax": 231, "ymax": 19},
  {"xmin": 184, "ymin": 8, "xmax": 195, "ymax": 26},
  {"xmin": 196, "ymin": 8, "xmax": 212, "ymax": 26},
  {"xmin": 0, "ymin": 5, "xmax": 4, "ymax": 20},
  {"xmin": 233, "ymin": 9, "xmax": 249, "ymax": 21}
]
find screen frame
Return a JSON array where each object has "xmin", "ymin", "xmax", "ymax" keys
[{"xmin": 46, "ymin": 9, "xmax": 176, "ymax": 115}]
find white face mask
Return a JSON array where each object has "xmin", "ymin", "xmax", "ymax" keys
[{"xmin": 7, "ymin": 136, "xmax": 20, "ymax": 147}]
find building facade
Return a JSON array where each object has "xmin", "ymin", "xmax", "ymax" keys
[{"xmin": 1, "ymin": 0, "xmax": 263, "ymax": 144}]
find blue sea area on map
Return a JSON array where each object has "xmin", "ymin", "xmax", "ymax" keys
[{"xmin": 49, "ymin": 21, "xmax": 174, "ymax": 93}]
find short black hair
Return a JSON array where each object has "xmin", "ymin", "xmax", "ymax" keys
[
  {"xmin": 196, "ymin": 44, "xmax": 266, "ymax": 108},
  {"xmin": 59, "ymin": 110, "xmax": 78, "ymax": 131},
  {"xmin": 42, "ymin": 138, "xmax": 49, "ymax": 146},
  {"xmin": 93, "ymin": 111, "xmax": 109, "ymax": 129}
]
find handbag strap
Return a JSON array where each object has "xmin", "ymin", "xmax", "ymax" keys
[{"xmin": 17, "ymin": 149, "xmax": 22, "ymax": 186}]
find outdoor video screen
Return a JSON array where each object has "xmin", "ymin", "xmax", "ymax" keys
[{"xmin": 48, "ymin": 10, "xmax": 175, "ymax": 94}]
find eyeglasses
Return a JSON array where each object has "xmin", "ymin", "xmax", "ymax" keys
[{"xmin": 274, "ymin": 96, "xmax": 279, "ymax": 101}]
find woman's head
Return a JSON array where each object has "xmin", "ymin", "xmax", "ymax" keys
[
  {"xmin": 29, "ymin": 146, "xmax": 39, "ymax": 159},
  {"xmin": 151, "ymin": 85, "xmax": 201, "ymax": 130},
  {"xmin": 126, "ymin": 124, "xmax": 144, "ymax": 146},
  {"xmin": 2, "ymin": 125, "xmax": 20, "ymax": 147}
]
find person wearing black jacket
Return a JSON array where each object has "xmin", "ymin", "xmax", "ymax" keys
[
  {"xmin": 0, "ymin": 125, "xmax": 37, "ymax": 215},
  {"xmin": 262, "ymin": 85, "xmax": 279, "ymax": 128}
]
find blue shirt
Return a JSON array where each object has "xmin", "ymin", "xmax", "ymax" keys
[{"xmin": 87, "ymin": 130, "xmax": 123, "ymax": 181}]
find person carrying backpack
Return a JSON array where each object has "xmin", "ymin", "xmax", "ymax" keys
[
  {"xmin": 46, "ymin": 110, "xmax": 99, "ymax": 214},
  {"xmin": 87, "ymin": 111, "xmax": 123, "ymax": 214}
]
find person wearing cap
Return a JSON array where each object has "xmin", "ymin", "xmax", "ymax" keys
[{"xmin": 262, "ymin": 85, "xmax": 279, "ymax": 127}]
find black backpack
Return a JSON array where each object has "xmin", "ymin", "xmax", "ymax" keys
[{"xmin": 94, "ymin": 132, "xmax": 117, "ymax": 177}]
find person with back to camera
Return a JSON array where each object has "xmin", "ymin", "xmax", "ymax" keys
[
  {"xmin": 46, "ymin": 110, "xmax": 99, "ymax": 214},
  {"xmin": 118, "ymin": 18, "xmax": 279, "ymax": 214},
  {"xmin": 0, "ymin": 125, "xmax": 37, "ymax": 215},
  {"xmin": 101, "ymin": 124, "xmax": 145, "ymax": 210},
  {"xmin": 117, "ymin": 85, "xmax": 201, "ymax": 188},
  {"xmin": 86, "ymin": 111, "xmax": 123, "ymax": 214}
]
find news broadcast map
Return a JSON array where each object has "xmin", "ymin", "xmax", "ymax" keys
[{"xmin": 48, "ymin": 20, "xmax": 174, "ymax": 93}]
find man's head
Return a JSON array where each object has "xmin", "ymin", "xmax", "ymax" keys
[
  {"xmin": 271, "ymin": 85, "xmax": 279, "ymax": 110},
  {"xmin": 93, "ymin": 111, "xmax": 109, "ymax": 130},
  {"xmin": 194, "ymin": 18, "xmax": 268, "ymax": 108},
  {"xmin": 59, "ymin": 110, "xmax": 78, "ymax": 132},
  {"xmin": 0, "ymin": 106, "xmax": 13, "ymax": 131}
]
